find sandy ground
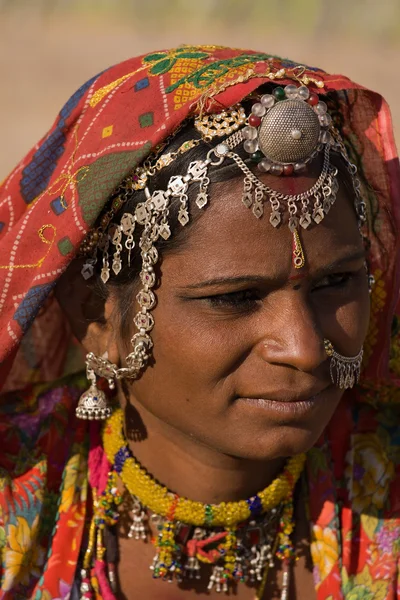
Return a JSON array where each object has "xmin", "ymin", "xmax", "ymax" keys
[{"xmin": 1, "ymin": 11, "xmax": 399, "ymax": 179}]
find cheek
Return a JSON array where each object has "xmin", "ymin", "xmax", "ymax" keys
[
  {"xmin": 317, "ymin": 286, "xmax": 370, "ymax": 352},
  {"xmin": 150, "ymin": 299, "xmax": 249, "ymax": 386}
]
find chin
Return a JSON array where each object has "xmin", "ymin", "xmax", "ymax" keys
[
  {"xmin": 223, "ymin": 424, "xmax": 324, "ymax": 462},
  {"xmin": 220, "ymin": 388, "xmax": 342, "ymax": 460}
]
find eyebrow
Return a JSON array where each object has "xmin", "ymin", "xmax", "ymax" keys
[{"xmin": 181, "ymin": 249, "xmax": 366, "ymax": 290}]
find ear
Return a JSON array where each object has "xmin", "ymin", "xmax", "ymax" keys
[{"xmin": 55, "ymin": 258, "xmax": 121, "ymax": 366}]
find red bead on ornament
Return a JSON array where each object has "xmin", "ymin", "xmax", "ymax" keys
[
  {"xmin": 249, "ymin": 114, "xmax": 262, "ymax": 128},
  {"xmin": 307, "ymin": 93, "xmax": 319, "ymax": 106},
  {"xmin": 283, "ymin": 164, "xmax": 294, "ymax": 176}
]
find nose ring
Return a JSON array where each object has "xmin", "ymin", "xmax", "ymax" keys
[{"xmin": 324, "ymin": 339, "xmax": 363, "ymax": 390}]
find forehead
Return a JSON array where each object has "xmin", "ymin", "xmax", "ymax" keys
[{"xmin": 164, "ymin": 174, "xmax": 362, "ymax": 280}]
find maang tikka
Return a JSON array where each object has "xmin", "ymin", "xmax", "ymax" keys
[{"xmin": 79, "ymin": 81, "xmax": 367, "ymax": 389}]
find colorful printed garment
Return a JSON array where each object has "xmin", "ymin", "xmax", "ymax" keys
[{"xmin": 0, "ymin": 46, "xmax": 399, "ymax": 598}]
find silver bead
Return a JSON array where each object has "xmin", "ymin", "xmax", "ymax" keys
[
  {"xmin": 243, "ymin": 125, "xmax": 258, "ymax": 140},
  {"xmin": 270, "ymin": 164, "xmax": 283, "ymax": 175},
  {"xmin": 244, "ymin": 139, "xmax": 259, "ymax": 154},
  {"xmin": 298, "ymin": 85, "xmax": 310, "ymax": 100},
  {"xmin": 252, "ymin": 102, "xmax": 266, "ymax": 117},
  {"xmin": 291, "ymin": 129, "xmax": 302, "ymax": 140},
  {"xmin": 260, "ymin": 94, "xmax": 275, "ymax": 108},
  {"xmin": 319, "ymin": 113, "xmax": 332, "ymax": 127},
  {"xmin": 294, "ymin": 162, "xmax": 306, "ymax": 172},
  {"xmin": 258, "ymin": 158, "xmax": 271, "ymax": 172},
  {"xmin": 284, "ymin": 84, "xmax": 298, "ymax": 98},
  {"xmin": 315, "ymin": 101, "xmax": 327, "ymax": 115}
]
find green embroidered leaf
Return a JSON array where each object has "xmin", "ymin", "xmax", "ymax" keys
[
  {"xmin": 177, "ymin": 52, "xmax": 209, "ymax": 60},
  {"xmin": 164, "ymin": 52, "xmax": 276, "ymax": 94},
  {"xmin": 143, "ymin": 52, "xmax": 167, "ymax": 63},
  {"xmin": 149, "ymin": 58, "xmax": 176, "ymax": 75}
]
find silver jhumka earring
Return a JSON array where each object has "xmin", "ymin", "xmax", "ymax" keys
[
  {"xmin": 76, "ymin": 352, "xmax": 115, "ymax": 420},
  {"xmin": 324, "ymin": 339, "xmax": 363, "ymax": 390}
]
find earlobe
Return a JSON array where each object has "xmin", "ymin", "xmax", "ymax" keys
[
  {"xmin": 73, "ymin": 311, "xmax": 120, "ymax": 362},
  {"xmin": 88, "ymin": 296, "xmax": 121, "ymax": 366}
]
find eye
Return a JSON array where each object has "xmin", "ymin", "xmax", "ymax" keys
[
  {"xmin": 205, "ymin": 289, "xmax": 261, "ymax": 310},
  {"xmin": 312, "ymin": 272, "xmax": 356, "ymax": 291}
]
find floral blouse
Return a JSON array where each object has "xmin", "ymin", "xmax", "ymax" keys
[{"xmin": 0, "ymin": 371, "xmax": 399, "ymax": 599}]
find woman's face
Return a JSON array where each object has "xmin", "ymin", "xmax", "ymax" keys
[{"xmin": 118, "ymin": 173, "xmax": 370, "ymax": 461}]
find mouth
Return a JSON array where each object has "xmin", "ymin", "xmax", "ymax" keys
[{"xmin": 235, "ymin": 385, "xmax": 331, "ymax": 417}]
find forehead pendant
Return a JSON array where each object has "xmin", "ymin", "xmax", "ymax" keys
[
  {"xmin": 236, "ymin": 84, "xmax": 333, "ymax": 270},
  {"xmin": 200, "ymin": 83, "xmax": 352, "ymax": 272}
]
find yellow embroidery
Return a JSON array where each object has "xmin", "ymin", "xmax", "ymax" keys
[
  {"xmin": 89, "ymin": 66, "xmax": 147, "ymax": 108},
  {"xmin": 171, "ymin": 58, "xmax": 209, "ymax": 110},
  {"xmin": 27, "ymin": 126, "xmax": 88, "ymax": 214},
  {"xmin": 0, "ymin": 224, "xmax": 56, "ymax": 270},
  {"xmin": 42, "ymin": 165, "xmax": 89, "ymax": 218},
  {"xmin": 102, "ymin": 125, "xmax": 114, "ymax": 138}
]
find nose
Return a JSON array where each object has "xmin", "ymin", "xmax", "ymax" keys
[{"xmin": 257, "ymin": 293, "xmax": 326, "ymax": 374}]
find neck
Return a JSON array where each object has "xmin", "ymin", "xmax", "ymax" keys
[{"xmin": 121, "ymin": 398, "xmax": 286, "ymax": 505}]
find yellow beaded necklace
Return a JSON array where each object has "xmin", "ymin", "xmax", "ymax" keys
[{"xmin": 103, "ymin": 409, "xmax": 306, "ymax": 528}]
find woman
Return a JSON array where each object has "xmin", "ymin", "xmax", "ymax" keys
[{"xmin": 0, "ymin": 45, "xmax": 399, "ymax": 600}]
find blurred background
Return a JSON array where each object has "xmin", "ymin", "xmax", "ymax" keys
[{"xmin": 1, "ymin": 0, "xmax": 399, "ymax": 178}]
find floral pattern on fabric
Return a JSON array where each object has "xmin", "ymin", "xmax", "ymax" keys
[
  {"xmin": 3, "ymin": 516, "xmax": 45, "ymax": 592},
  {"xmin": 0, "ymin": 373, "xmax": 88, "ymax": 600},
  {"xmin": 345, "ymin": 432, "xmax": 396, "ymax": 513},
  {"xmin": 342, "ymin": 566, "xmax": 389, "ymax": 600},
  {"xmin": 308, "ymin": 398, "xmax": 400, "ymax": 600},
  {"xmin": 310, "ymin": 525, "xmax": 340, "ymax": 587}
]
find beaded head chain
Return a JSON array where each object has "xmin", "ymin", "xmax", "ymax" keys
[{"xmin": 78, "ymin": 82, "xmax": 366, "ymax": 391}]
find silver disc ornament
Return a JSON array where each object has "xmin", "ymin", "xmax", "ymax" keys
[
  {"xmin": 258, "ymin": 99, "xmax": 320, "ymax": 164},
  {"xmin": 243, "ymin": 84, "xmax": 332, "ymax": 175}
]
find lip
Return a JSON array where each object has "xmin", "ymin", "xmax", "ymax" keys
[
  {"xmin": 238, "ymin": 385, "xmax": 329, "ymax": 403},
  {"xmin": 235, "ymin": 386, "xmax": 330, "ymax": 417}
]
